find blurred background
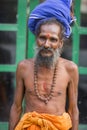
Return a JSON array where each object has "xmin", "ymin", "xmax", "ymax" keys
[{"xmin": 0, "ymin": 0, "xmax": 87, "ymax": 129}]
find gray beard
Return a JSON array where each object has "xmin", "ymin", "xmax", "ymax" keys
[{"xmin": 34, "ymin": 46, "xmax": 62, "ymax": 69}]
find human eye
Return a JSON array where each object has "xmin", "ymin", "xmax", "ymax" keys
[
  {"xmin": 50, "ymin": 37, "xmax": 58, "ymax": 43},
  {"xmin": 39, "ymin": 36, "xmax": 46, "ymax": 41}
]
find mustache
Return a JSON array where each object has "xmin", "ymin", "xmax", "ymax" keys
[{"xmin": 38, "ymin": 46, "xmax": 54, "ymax": 53}]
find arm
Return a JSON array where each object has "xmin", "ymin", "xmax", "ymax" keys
[
  {"xmin": 8, "ymin": 62, "xmax": 25, "ymax": 130},
  {"xmin": 68, "ymin": 63, "xmax": 79, "ymax": 130}
]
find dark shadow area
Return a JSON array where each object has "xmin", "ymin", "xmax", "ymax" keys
[
  {"xmin": 0, "ymin": 0, "xmax": 17, "ymax": 121},
  {"xmin": 0, "ymin": 72, "xmax": 14, "ymax": 121},
  {"xmin": 0, "ymin": 0, "xmax": 17, "ymax": 23},
  {"xmin": 0, "ymin": 47, "xmax": 14, "ymax": 121}
]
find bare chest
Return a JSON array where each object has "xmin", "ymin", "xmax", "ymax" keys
[{"xmin": 24, "ymin": 68, "xmax": 69, "ymax": 99}]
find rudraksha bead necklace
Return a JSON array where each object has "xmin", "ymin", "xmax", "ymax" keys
[{"xmin": 34, "ymin": 62, "xmax": 57, "ymax": 104}]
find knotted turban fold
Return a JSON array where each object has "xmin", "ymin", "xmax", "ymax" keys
[{"xmin": 28, "ymin": 0, "xmax": 75, "ymax": 38}]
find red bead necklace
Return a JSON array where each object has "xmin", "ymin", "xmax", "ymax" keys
[{"xmin": 34, "ymin": 62, "xmax": 57, "ymax": 104}]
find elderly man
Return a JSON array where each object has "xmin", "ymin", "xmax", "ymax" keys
[{"xmin": 9, "ymin": 0, "xmax": 79, "ymax": 130}]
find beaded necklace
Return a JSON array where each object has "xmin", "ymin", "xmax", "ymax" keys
[{"xmin": 34, "ymin": 62, "xmax": 57, "ymax": 104}]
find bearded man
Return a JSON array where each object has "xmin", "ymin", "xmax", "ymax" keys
[{"xmin": 9, "ymin": 0, "xmax": 79, "ymax": 130}]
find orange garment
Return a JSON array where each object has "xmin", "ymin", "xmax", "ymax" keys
[{"xmin": 15, "ymin": 111, "xmax": 72, "ymax": 130}]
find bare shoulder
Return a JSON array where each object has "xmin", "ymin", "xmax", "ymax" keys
[
  {"xmin": 60, "ymin": 58, "xmax": 78, "ymax": 76},
  {"xmin": 17, "ymin": 58, "xmax": 34, "ymax": 69},
  {"xmin": 16, "ymin": 58, "xmax": 34, "ymax": 76}
]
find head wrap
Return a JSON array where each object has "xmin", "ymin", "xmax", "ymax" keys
[{"xmin": 28, "ymin": 0, "xmax": 75, "ymax": 38}]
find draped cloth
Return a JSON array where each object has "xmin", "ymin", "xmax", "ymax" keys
[
  {"xmin": 15, "ymin": 111, "xmax": 72, "ymax": 130},
  {"xmin": 28, "ymin": 0, "xmax": 75, "ymax": 38}
]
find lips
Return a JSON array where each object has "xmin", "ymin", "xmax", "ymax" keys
[
  {"xmin": 41, "ymin": 49, "xmax": 52, "ymax": 53},
  {"xmin": 40, "ymin": 47, "xmax": 53, "ymax": 53},
  {"xmin": 39, "ymin": 49, "xmax": 53, "ymax": 57}
]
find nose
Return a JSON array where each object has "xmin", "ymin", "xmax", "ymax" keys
[{"xmin": 44, "ymin": 40, "xmax": 50, "ymax": 48}]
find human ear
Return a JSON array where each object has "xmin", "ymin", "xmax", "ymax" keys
[{"xmin": 59, "ymin": 40, "xmax": 64, "ymax": 48}]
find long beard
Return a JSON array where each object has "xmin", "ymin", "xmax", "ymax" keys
[{"xmin": 34, "ymin": 46, "xmax": 62, "ymax": 69}]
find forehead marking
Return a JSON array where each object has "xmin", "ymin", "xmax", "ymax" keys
[{"xmin": 46, "ymin": 33, "xmax": 51, "ymax": 38}]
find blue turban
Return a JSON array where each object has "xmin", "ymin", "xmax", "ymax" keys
[{"xmin": 28, "ymin": 0, "xmax": 75, "ymax": 38}]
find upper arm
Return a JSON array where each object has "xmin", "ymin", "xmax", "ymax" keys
[
  {"xmin": 13, "ymin": 62, "xmax": 25, "ymax": 109},
  {"xmin": 68, "ymin": 63, "xmax": 79, "ymax": 112}
]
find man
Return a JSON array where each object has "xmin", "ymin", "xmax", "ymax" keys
[{"xmin": 9, "ymin": 0, "xmax": 79, "ymax": 130}]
